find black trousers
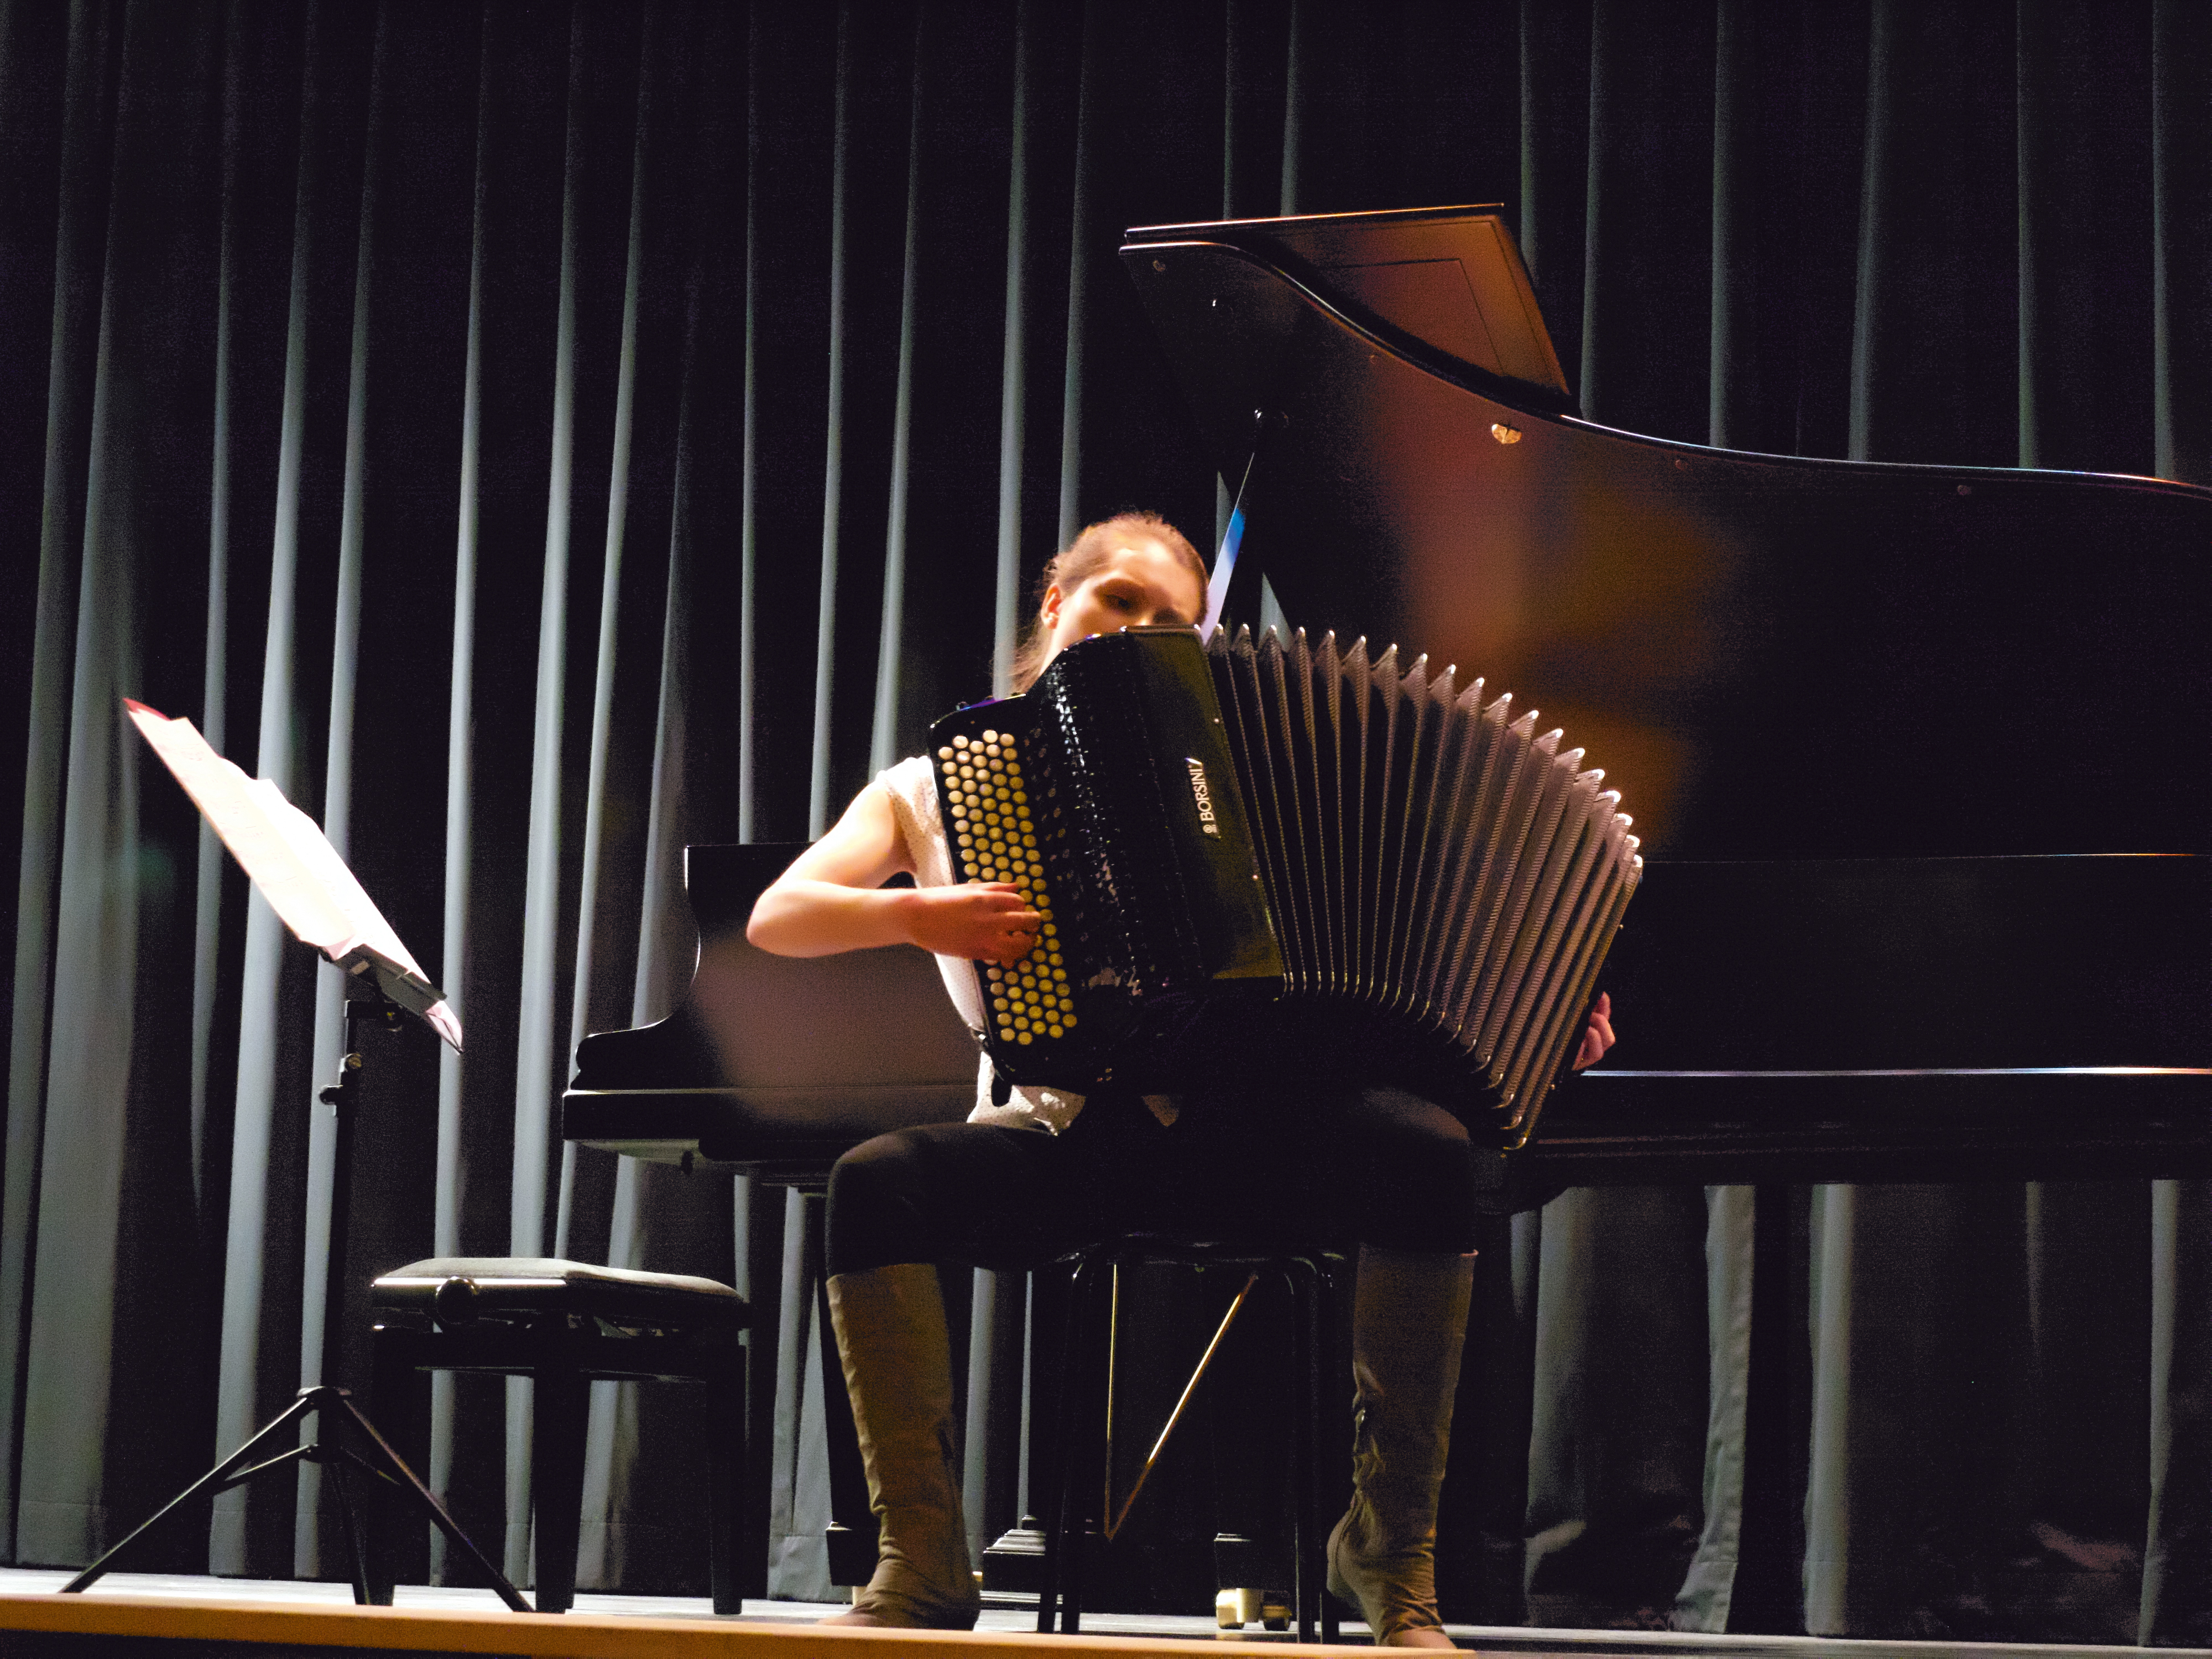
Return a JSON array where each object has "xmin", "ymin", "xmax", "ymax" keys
[{"xmin": 826, "ymin": 1084, "xmax": 1480, "ymax": 1278}]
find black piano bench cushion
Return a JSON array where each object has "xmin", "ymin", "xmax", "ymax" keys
[{"xmin": 371, "ymin": 1256, "xmax": 747, "ymax": 1331}]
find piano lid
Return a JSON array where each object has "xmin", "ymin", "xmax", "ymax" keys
[
  {"xmin": 1121, "ymin": 208, "xmax": 2212, "ymax": 862},
  {"xmin": 1127, "ymin": 205, "xmax": 1576, "ymax": 419}
]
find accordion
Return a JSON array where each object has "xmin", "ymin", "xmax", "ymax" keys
[{"xmin": 926, "ymin": 627, "xmax": 1641, "ymax": 1147}]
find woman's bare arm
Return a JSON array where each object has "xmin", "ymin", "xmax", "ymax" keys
[
  {"xmin": 746, "ymin": 781, "xmax": 1042, "ymax": 967},
  {"xmin": 752, "ymin": 786, "xmax": 1617, "ymax": 1045}
]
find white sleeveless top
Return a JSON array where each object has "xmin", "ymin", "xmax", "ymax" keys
[{"xmin": 876, "ymin": 755, "xmax": 1088, "ymax": 1134}]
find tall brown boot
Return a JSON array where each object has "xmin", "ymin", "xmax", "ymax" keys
[
  {"xmin": 1326, "ymin": 1245, "xmax": 1475, "ymax": 1647},
  {"xmin": 820, "ymin": 1264, "xmax": 982, "ymax": 1629}
]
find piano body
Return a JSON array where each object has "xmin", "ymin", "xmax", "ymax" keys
[
  {"xmin": 566, "ymin": 845, "xmax": 976, "ymax": 1183},
  {"xmin": 572, "ymin": 204, "xmax": 2212, "ymax": 1185},
  {"xmin": 562, "ymin": 206, "xmax": 2212, "ymax": 1619}
]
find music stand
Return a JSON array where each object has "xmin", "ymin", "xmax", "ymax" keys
[{"xmin": 60, "ymin": 702, "xmax": 530, "ymax": 1611}]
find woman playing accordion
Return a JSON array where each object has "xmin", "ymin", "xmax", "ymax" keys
[{"xmin": 749, "ymin": 511, "xmax": 1615, "ymax": 1643}]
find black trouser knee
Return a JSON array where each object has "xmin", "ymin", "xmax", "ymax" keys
[
  {"xmin": 826, "ymin": 1119, "xmax": 1082, "ymax": 1277},
  {"xmin": 826, "ymin": 1087, "xmax": 1481, "ymax": 1277},
  {"xmin": 1334, "ymin": 1086, "xmax": 1480, "ymax": 1255}
]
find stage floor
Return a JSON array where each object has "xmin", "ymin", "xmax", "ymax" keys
[{"xmin": 0, "ymin": 1569, "xmax": 2197, "ymax": 1659}]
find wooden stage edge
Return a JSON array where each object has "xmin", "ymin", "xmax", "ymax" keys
[
  {"xmin": 0, "ymin": 1589, "xmax": 2205, "ymax": 1659},
  {"xmin": 0, "ymin": 1588, "xmax": 1274, "ymax": 1658}
]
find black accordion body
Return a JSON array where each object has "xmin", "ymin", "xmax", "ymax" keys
[{"xmin": 927, "ymin": 627, "xmax": 1641, "ymax": 1147}]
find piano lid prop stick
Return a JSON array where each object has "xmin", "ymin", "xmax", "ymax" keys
[
  {"xmin": 1201, "ymin": 414, "xmax": 1266, "ymax": 641},
  {"xmin": 123, "ymin": 698, "xmax": 462, "ymax": 1051}
]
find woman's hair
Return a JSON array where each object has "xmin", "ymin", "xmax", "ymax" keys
[{"xmin": 1008, "ymin": 511, "xmax": 1208, "ymax": 691}]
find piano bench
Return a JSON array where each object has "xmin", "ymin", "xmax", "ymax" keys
[
  {"xmin": 364, "ymin": 1256, "xmax": 749, "ymax": 1615},
  {"xmin": 1037, "ymin": 1237, "xmax": 1340, "ymax": 1644}
]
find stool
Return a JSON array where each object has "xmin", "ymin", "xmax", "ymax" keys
[
  {"xmin": 1037, "ymin": 1237, "xmax": 1340, "ymax": 1642},
  {"xmin": 366, "ymin": 1256, "xmax": 749, "ymax": 1614}
]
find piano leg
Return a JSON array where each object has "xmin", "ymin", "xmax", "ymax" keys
[
  {"xmin": 808, "ymin": 1192, "xmax": 881, "ymax": 1588},
  {"xmin": 737, "ymin": 1173, "xmax": 784, "ymax": 1602},
  {"xmin": 1724, "ymin": 1183, "xmax": 1809, "ymax": 1635},
  {"xmin": 1434, "ymin": 1209, "xmax": 1537, "ymax": 1625}
]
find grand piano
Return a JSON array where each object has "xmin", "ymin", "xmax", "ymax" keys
[
  {"xmin": 563, "ymin": 206, "xmax": 2212, "ymax": 1623},
  {"xmin": 570, "ymin": 204, "xmax": 2212, "ymax": 1187}
]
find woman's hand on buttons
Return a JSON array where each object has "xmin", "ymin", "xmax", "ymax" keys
[
  {"xmin": 907, "ymin": 882, "xmax": 1043, "ymax": 966},
  {"xmin": 1571, "ymin": 992, "xmax": 1615, "ymax": 1071}
]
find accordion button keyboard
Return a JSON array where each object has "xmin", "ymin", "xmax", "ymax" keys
[{"xmin": 937, "ymin": 725, "xmax": 1078, "ymax": 1052}]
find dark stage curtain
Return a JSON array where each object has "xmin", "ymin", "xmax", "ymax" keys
[{"xmin": 1, "ymin": 0, "xmax": 2208, "ymax": 1640}]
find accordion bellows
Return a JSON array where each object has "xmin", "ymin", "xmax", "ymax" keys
[{"xmin": 927, "ymin": 626, "xmax": 1641, "ymax": 1146}]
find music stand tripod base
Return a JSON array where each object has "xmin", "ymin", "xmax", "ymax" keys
[
  {"xmin": 59, "ymin": 1382, "xmax": 530, "ymax": 1613},
  {"xmin": 59, "ymin": 990, "xmax": 532, "ymax": 1614}
]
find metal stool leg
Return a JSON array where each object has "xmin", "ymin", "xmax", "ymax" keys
[
  {"xmin": 1310, "ymin": 1256, "xmax": 1345, "ymax": 1655},
  {"xmin": 1037, "ymin": 1244, "xmax": 1342, "ymax": 1637},
  {"xmin": 1036, "ymin": 1256, "xmax": 1079, "ymax": 1634},
  {"xmin": 1044, "ymin": 1251, "xmax": 1110, "ymax": 1635},
  {"xmin": 1286, "ymin": 1256, "xmax": 1323, "ymax": 1643},
  {"xmin": 1318, "ymin": 1257, "xmax": 1344, "ymax": 1642}
]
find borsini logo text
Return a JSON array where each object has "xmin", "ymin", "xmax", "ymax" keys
[{"xmin": 1186, "ymin": 758, "xmax": 1219, "ymax": 836}]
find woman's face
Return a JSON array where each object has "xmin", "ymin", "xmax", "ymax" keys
[{"xmin": 1039, "ymin": 536, "xmax": 1206, "ymax": 670}]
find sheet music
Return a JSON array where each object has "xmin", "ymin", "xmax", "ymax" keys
[{"xmin": 124, "ymin": 700, "xmax": 462, "ymax": 1051}]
